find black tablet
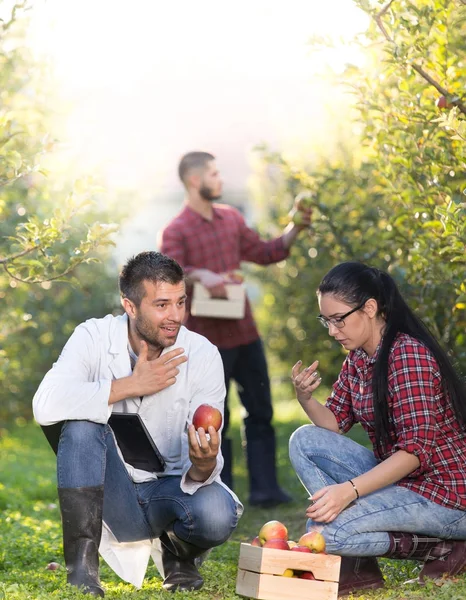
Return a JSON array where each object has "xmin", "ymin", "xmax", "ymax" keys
[{"xmin": 108, "ymin": 412, "xmax": 166, "ymax": 473}]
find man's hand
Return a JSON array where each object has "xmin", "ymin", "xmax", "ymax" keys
[
  {"xmin": 186, "ymin": 424, "xmax": 219, "ymax": 482},
  {"xmin": 305, "ymin": 483, "xmax": 356, "ymax": 523},
  {"xmin": 198, "ymin": 269, "xmax": 228, "ymax": 298},
  {"xmin": 131, "ymin": 341, "xmax": 187, "ymax": 396}
]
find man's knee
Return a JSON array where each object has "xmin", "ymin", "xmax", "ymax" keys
[{"xmin": 192, "ymin": 486, "xmax": 240, "ymax": 546}]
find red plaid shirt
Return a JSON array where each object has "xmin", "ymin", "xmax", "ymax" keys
[
  {"xmin": 159, "ymin": 204, "xmax": 289, "ymax": 349},
  {"xmin": 327, "ymin": 333, "xmax": 466, "ymax": 510}
]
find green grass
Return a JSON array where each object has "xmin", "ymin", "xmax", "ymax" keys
[{"xmin": 1, "ymin": 389, "xmax": 466, "ymax": 599}]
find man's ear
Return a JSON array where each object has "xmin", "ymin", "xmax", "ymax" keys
[
  {"xmin": 186, "ymin": 171, "xmax": 201, "ymax": 190},
  {"xmin": 122, "ymin": 297, "xmax": 136, "ymax": 318},
  {"xmin": 364, "ymin": 298, "xmax": 379, "ymax": 319}
]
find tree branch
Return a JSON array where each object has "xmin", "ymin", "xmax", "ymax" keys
[
  {"xmin": 0, "ymin": 245, "xmax": 38, "ymax": 264},
  {"xmin": 372, "ymin": 1, "xmax": 466, "ymax": 115}
]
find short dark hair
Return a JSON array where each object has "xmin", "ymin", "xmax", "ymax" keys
[
  {"xmin": 119, "ymin": 251, "xmax": 184, "ymax": 306},
  {"xmin": 178, "ymin": 151, "xmax": 215, "ymax": 184}
]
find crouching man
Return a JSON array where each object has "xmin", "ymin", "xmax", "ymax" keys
[{"xmin": 33, "ymin": 251, "xmax": 242, "ymax": 596}]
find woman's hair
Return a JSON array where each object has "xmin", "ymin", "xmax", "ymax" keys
[{"xmin": 318, "ymin": 261, "xmax": 466, "ymax": 447}]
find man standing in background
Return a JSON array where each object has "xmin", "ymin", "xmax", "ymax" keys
[{"xmin": 160, "ymin": 151, "xmax": 312, "ymax": 508}]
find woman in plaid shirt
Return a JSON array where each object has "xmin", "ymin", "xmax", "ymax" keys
[{"xmin": 289, "ymin": 261, "xmax": 466, "ymax": 596}]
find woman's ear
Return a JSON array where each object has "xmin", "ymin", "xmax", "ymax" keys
[{"xmin": 364, "ymin": 298, "xmax": 379, "ymax": 319}]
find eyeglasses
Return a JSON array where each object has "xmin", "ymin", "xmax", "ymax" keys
[{"xmin": 317, "ymin": 301, "xmax": 367, "ymax": 329}]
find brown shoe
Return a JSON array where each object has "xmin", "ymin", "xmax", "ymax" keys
[
  {"xmin": 420, "ymin": 540, "xmax": 466, "ymax": 582},
  {"xmin": 338, "ymin": 556, "xmax": 385, "ymax": 596}
]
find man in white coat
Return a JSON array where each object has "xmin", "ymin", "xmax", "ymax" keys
[{"xmin": 33, "ymin": 251, "xmax": 242, "ymax": 597}]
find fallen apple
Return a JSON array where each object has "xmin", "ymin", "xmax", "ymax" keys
[
  {"xmin": 259, "ymin": 520, "xmax": 288, "ymax": 544},
  {"xmin": 192, "ymin": 404, "xmax": 222, "ymax": 431},
  {"xmin": 298, "ymin": 531, "xmax": 326, "ymax": 553},
  {"xmin": 251, "ymin": 536, "xmax": 261, "ymax": 547},
  {"xmin": 291, "ymin": 545, "xmax": 312, "ymax": 553},
  {"xmin": 262, "ymin": 538, "xmax": 290, "ymax": 550},
  {"xmin": 46, "ymin": 562, "xmax": 60, "ymax": 570}
]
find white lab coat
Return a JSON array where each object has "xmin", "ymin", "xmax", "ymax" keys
[{"xmin": 33, "ymin": 313, "xmax": 243, "ymax": 587}]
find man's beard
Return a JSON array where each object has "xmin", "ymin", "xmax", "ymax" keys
[
  {"xmin": 135, "ymin": 314, "xmax": 179, "ymax": 350},
  {"xmin": 199, "ymin": 184, "xmax": 221, "ymax": 201}
]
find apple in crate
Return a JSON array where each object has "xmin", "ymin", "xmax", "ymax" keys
[
  {"xmin": 262, "ymin": 539, "xmax": 290, "ymax": 550},
  {"xmin": 298, "ymin": 531, "xmax": 326, "ymax": 553},
  {"xmin": 282, "ymin": 568, "xmax": 294, "ymax": 577},
  {"xmin": 251, "ymin": 536, "xmax": 261, "ymax": 547},
  {"xmin": 192, "ymin": 404, "xmax": 222, "ymax": 431},
  {"xmin": 259, "ymin": 520, "xmax": 288, "ymax": 544},
  {"xmin": 299, "ymin": 571, "xmax": 316, "ymax": 580},
  {"xmin": 291, "ymin": 545, "xmax": 312, "ymax": 553}
]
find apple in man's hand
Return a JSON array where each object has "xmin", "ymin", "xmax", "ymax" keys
[
  {"xmin": 192, "ymin": 404, "xmax": 222, "ymax": 431},
  {"xmin": 298, "ymin": 531, "xmax": 326, "ymax": 553},
  {"xmin": 259, "ymin": 520, "xmax": 288, "ymax": 544}
]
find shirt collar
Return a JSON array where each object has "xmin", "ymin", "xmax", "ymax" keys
[
  {"xmin": 184, "ymin": 204, "xmax": 224, "ymax": 223},
  {"xmin": 354, "ymin": 337, "xmax": 383, "ymax": 365}
]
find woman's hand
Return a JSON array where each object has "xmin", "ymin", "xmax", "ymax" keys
[
  {"xmin": 306, "ymin": 483, "xmax": 356, "ymax": 523},
  {"xmin": 291, "ymin": 360, "xmax": 322, "ymax": 404}
]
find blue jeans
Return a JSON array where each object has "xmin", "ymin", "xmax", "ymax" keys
[
  {"xmin": 289, "ymin": 425, "xmax": 466, "ymax": 557},
  {"xmin": 57, "ymin": 420, "xmax": 240, "ymax": 548}
]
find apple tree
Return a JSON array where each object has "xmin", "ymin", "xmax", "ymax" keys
[
  {"xmin": 252, "ymin": 0, "xmax": 466, "ymax": 385},
  {"xmin": 0, "ymin": 3, "xmax": 119, "ymax": 426}
]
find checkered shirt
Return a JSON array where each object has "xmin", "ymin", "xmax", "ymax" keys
[
  {"xmin": 159, "ymin": 203, "xmax": 289, "ymax": 349},
  {"xmin": 326, "ymin": 333, "xmax": 466, "ymax": 510}
]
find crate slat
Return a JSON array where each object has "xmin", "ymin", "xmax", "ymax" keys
[
  {"xmin": 238, "ymin": 543, "xmax": 341, "ymax": 582},
  {"xmin": 236, "ymin": 568, "xmax": 339, "ymax": 600}
]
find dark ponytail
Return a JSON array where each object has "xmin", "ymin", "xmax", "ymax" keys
[{"xmin": 318, "ymin": 262, "xmax": 466, "ymax": 449}]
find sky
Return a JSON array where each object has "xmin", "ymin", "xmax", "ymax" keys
[{"xmin": 27, "ymin": 0, "xmax": 369, "ymax": 258}]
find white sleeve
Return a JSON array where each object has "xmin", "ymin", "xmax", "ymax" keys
[
  {"xmin": 32, "ymin": 323, "xmax": 112, "ymax": 426},
  {"xmin": 180, "ymin": 345, "xmax": 226, "ymax": 494}
]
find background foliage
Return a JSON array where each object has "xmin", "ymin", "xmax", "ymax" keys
[
  {"xmin": 0, "ymin": 2, "xmax": 120, "ymax": 426},
  {"xmin": 253, "ymin": 0, "xmax": 466, "ymax": 385}
]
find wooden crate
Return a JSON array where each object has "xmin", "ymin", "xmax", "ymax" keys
[
  {"xmin": 236, "ymin": 543, "xmax": 341, "ymax": 600},
  {"xmin": 191, "ymin": 282, "xmax": 245, "ymax": 319}
]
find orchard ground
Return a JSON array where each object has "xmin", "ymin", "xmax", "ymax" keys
[{"xmin": 2, "ymin": 386, "xmax": 466, "ymax": 599}]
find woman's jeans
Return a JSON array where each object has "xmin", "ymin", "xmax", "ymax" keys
[
  {"xmin": 289, "ymin": 425, "xmax": 466, "ymax": 557},
  {"xmin": 57, "ymin": 420, "xmax": 239, "ymax": 548}
]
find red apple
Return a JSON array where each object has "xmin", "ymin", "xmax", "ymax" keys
[
  {"xmin": 262, "ymin": 539, "xmax": 290, "ymax": 550},
  {"xmin": 291, "ymin": 545, "xmax": 312, "ymax": 553},
  {"xmin": 259, "ymin": 520, "xmax": 288, "ymax": 544},
  {"xmin": 299, "ymin": 571, "xmax": 316, "ymax": 580},
  {"xmin": 251, "ymin": 536, "xmax": 261, "ymax": 547},
  {"xmin": 192, "ymin": 404, "xmax": 222, "ymax": 431},
  {"xmin": 298, "ymin": 531, "xmax": 326, "ymax": 553},
  {"xmin": 436, "ymin": 95, "xmax": 452, "ymax": 109},
  {"xmin": 46, "ymin": 562, "xmax": 60, "ymax": 570}
]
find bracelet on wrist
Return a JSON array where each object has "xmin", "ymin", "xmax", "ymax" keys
[{"xmin": 348, "ymin": 479, "xmax": 360, "ymax": 500}]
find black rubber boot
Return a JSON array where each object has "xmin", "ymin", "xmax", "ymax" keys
[
  {"xmin": 246, "ymin": 434, "xmax": 293, "ymax": 507},
  {"xmin": 159, "ymin": 528, "xmax": 206, "ymax": 592},
  {"xmin": 58, "ymin": 486, "xmax": 105, "ymax": 597}
]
